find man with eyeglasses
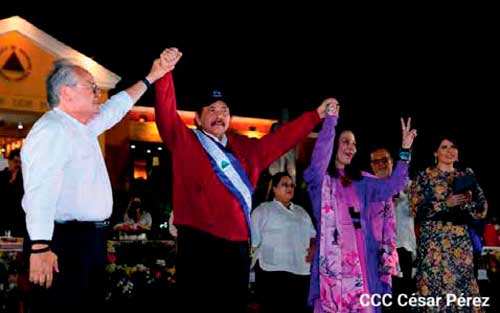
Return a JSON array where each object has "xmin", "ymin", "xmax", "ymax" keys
[
  {"xmin": 21, "ymin": 50, "xmax": 176, "ymax": 312},
  {"xmin": 370, "ymin": 148, "xmax": 416, "ymax": 312}
]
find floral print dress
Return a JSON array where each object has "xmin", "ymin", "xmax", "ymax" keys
[
  {"xmin": 410, "ymin": 167, "xmax": 488, "ymax": 313},
  {"xmin": 305, "ymin": 115, "xmax": 408, "ymax": 313}
]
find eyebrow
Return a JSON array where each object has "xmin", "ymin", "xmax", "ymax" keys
[{"xmin": 441, "ymin": 144, "xmax": 457, "ymax": 148}]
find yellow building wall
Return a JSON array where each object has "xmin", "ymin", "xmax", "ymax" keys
[
  {"xmin": 0, "ymin": 31, "xmax": 109, "ymax": 152},
  {"xmin": 0, "ymin": 31, "xmax": 53, "ymax": 112}
]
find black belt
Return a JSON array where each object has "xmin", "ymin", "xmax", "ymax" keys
[
  {"xmin": 55, "ymin": 220, "xmax": 110, "ymax": 228},
  {"xmin": 426, "ymin": 220, "xmax": 466, "ymax": 226},
  {"xmin": 349, "ymin": 207, "xmax": 362, "ymax": 229},
  {"xmin": 428, "ymin": 211, "xmax": 469, "ymax": 225}
]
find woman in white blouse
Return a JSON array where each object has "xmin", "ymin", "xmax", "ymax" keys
[
  {"xmin": 251, "ymin": 172, "xmax": 316, "ymax": 313},
  {"xmin": 123, "ymin": 197, "xmax": 152, "ymax": 230}
]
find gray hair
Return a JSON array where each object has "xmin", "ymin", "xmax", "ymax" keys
[{"xmin": 46, "ymin": 59, "xmax": 85, "ymax": 109}]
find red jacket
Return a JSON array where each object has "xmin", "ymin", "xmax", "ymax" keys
[{"xmin": 155, "ymin": 73, "xmax": 321, "ymax": 241}]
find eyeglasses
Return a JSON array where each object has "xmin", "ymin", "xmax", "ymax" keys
[
  {"xmin": 279, "ymin": 183, "xmax": 296, "ymax": 188},
  {"xmin": 73, "ymin": 81, "xmax": 100, "ymax": 95},
  {"xmin": 371, "ymin": 157, "xmax": 390, "ymax": 165}
]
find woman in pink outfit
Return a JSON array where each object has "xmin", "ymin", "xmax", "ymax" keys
[{"xmin": 304, "ymin": 100, "xmax": 416, "ymax": 312}]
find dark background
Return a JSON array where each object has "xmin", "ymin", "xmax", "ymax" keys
[{"xmin": 2, "ymin": 5, "xmax": 498, "ymax": 215}]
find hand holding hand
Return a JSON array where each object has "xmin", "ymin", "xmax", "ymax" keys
[
  {"xmin": 146, "ymin": 47, "xmax": 183, "ymax": 83},
  {"xmin": 317, "ymin": 98, "xmax": 340, "ymax": 118},
  {"xmin": 159, "ymin": 47, "xmax": 182, "ymax": 73}
]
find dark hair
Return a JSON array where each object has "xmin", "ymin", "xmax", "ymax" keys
[
  {"xmin": 266, "ymin": 172, "xmax": 293, "ymax": 201},
  {"xmin": 8, "ymin": 148, "xmax": 21, "ymax": 160},
  {"xmin": 369, "ymin": 146, "xmax": 392, "ymax": 159},
  {"xmin": 126, "ymin": 198, "xmax": 143, "ymax": 220},
  {"xmin": 432, "ymin": 134, "xmax": 465, "ymax": 169},
  {"xmin": 433, "ymin": 135, "xmax": 459, "ymax": 152},
  {"xmin": 327, "ymin": 129, "xmax": 362, "ymax": 186},
  {"xmin": 193, "ymin": 89, "xmax": 228, "ymax": 128},
  {"xmin": 194, "ymin": 89, "xmax": 229, "ymax": 129}
]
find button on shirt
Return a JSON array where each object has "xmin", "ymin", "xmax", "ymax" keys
[
  {"xmin": 21, "ymin": 92, "xmax": 133, "ymax": 240},
  {"xmin": 251, "ymin": 200, "xmax": 316, "ymax": 275}
]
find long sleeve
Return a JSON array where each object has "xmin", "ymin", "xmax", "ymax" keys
[
  {"xmin": 250, "ymin": 111, "xmax": 321, "ymax": 171},
  {"xmin": 21, "ymin": 122, "xmax": 71, "ymax": 240},
  {"xmin": 379, "ymin": 200, "xmax": 399, "ymax": 287},
  {"xmin": 87, "ymin": 92, "xmax": 133, "ymax": 136},
  {"xmin": 154, "ymin": 72, "xmax": 191, "ymax": 150},
  {"xmin": 463, "ymin": 168, "xmax": 488, "ymax": 220},
  {"xmin": 303, "ymin": 115, "xmax": 337, "ymax": 223},
  {"xmin": 250, "ymin": 204, "xmax": 268, "ymax": 248},
  {"xmin": 410, "ymin": 171, "xmax": 425, "ymax": 218},
  {"xmin": 304, "ymin": 115, "xmax": 337, "ymax": 190},
  {"xmin": 364, "ymin": 161, "xmax": 409, "ymax": 202},
  {"xmin": 409, "ymin": 169, "xmax": 447, "ymax": 220}
]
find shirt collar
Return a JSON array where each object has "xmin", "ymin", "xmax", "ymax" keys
[
  {"xmin": 273, "ymin": 199, "xmax": 294, "ymax": 211},
  {"xmin": 53, "ymin": 107, "xmax": 87, "ymax": 129},
  {"xmin": 202, "ymin": 130, "xmax": 228, "ymax": 147}
]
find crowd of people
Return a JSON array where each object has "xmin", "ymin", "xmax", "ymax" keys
[{"xmin": 0, "ymin": 47, "xmax": 498, "ymax": 313}]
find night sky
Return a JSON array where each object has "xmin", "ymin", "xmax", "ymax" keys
[{"xmin": 2, "ymin": 6, "xmax": 498, "ymax": 214}]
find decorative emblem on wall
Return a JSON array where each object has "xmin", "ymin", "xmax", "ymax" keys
[{"xmin": 0, "ymin": 45, "xmax": 32, "ymax": 81}]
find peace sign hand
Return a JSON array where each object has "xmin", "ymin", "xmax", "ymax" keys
[{"xmin": 401, "ymin": 117, "xmax": 417, "ymax": 149}]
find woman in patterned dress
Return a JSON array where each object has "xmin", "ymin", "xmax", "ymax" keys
[
  {"xmin": 410, "ymin": 137, "xmax": 488, "ymax": 312},
  {"xmin": 304, "ymin": 99, "xmax": 417, "ymax": 313}
]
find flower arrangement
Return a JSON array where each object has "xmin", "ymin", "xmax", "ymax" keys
[
  {"xmin": 105, "ymin": 240, "xmax": 176, "ymax": 305},
  {"xmin": 0, "ymin": 250, "xmax": 23, "ymax": 311}
]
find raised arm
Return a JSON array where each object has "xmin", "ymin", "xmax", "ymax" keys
[
  {"xmin": 88, "ymin": 50, "xmax": 174, "ymax": 136},
  {"xmin": 364, "ymin": 117, "xmax": 416, "ymax": 201},
  {"xmin": 365, "ymin": 161, "xmax": 409, "ymax": 202},
  {"xmin": 249, "ymin": 98, "xmax": 337, "ymax": 172},
  {"xmin": 154, "ymin": 48, "xmax": 188, "ymax": 149},
  {"xmin": 303, "ymin": 99, "xmax": 340, "ymax": 188}
]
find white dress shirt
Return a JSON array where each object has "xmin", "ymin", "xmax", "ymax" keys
[
  {"xmin": 124, "ymin": 211, "xmax": 153, "ymax": 229},
  {"xmin": 394, "ymin": 188, "xmax": 417, "ymax": 259},
  {"xmin": 21, "ymin": 92, "xmax": 133, "ymax": 240},
  {"xmin": 251, "ymin": 200, "xmax": 316, "ymax": 275}
]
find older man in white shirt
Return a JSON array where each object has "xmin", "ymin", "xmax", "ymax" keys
[{"xmin": 21, "ymin": 49, "xmax": 180, "ymax": 312}]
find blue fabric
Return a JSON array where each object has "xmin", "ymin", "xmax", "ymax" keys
[
  {"xmin": 193, "ymin": 130, "xmax": 254, "ymax": 240},
  {"xmin": 468, "ymin": 220, "xmax": 485, "ymax": 254}
]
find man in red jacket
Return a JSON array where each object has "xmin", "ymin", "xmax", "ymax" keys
[{"xmin": 155, "ymin": 48, "xmax": 335, "ymax": 312}]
